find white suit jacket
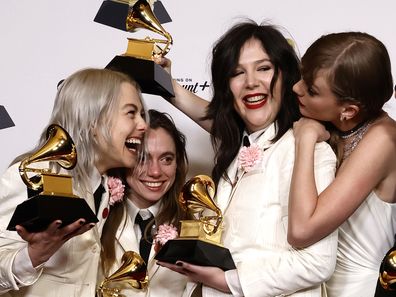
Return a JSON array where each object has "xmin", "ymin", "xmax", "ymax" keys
[
  {"xmin": 0, "ymin": 162, "xmax": 109, "ymax": 297},
  {"xmin": 98, "ymin": 205, "xmax": 188, "ymax": 297},
  {"xmin": 184, "ymin": 125, "xmax": 338, "ymax": 297}
]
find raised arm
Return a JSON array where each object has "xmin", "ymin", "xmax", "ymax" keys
[
  {"xmin": 288, "ymin": 117, "xmax": 395, "ymax": 247},
  {"xmin": 154, "ymin": 57, "xmax": 212, "ymax": 132}
]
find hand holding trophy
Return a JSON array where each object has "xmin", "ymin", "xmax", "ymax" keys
[
  {"xmin": 7, "ymin": 124, "xmax": 98, "ymax": 232},
  {"xmin": 94, "ymin": 0, "xmax": 174, "ymax": 98},
  {"xmin": 97, "ymin": 251, "xmax": 148, "ymax": 297},
  {"xmin": 155, "ymin": 175, "xmax": 236, "ymax": 271}
]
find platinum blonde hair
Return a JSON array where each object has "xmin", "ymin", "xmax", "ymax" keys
[{"xmin": 15, "ymin": 68, "xmax": 143, "ymax": 196}]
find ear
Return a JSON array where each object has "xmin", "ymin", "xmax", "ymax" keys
[{"xmin": 340, "ymin": 104, "xmax": 360, "ymax": 121}]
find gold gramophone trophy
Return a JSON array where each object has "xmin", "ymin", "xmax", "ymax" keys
[
  {"xmin": 155, "ymin": 175, "xmax": 236, "ymax": 271},
  {"xmin": 7, "ymin": 124, "xmax": 98, "ymax": 232},
  {"xmin": 98, "ymin": 251, "xmax": 148, "ymax": 297},
  {"xmin": 94, "ymin": 0, "xmax": 174, "ymax": 99},
  {"xmin": 377, "ymin": 243, "xmax": 396, "ymax": 294}
]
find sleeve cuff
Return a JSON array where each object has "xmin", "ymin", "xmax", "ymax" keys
[
  {"xmin": 225, "ymin": 269, "xmax": 244, "ymax": 297},
  {"xmin": 12, "ymin": 247, "xmax": 43, "ymax": 285}
]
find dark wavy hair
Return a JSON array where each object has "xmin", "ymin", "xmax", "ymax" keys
[{"xmin": 203, "ymin": 20, "xmax": 301, "ymax": 185}]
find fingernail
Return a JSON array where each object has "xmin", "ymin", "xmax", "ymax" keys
[
  {"xmin": 79, "ymin": 220, "xmax": 86, "ymax": 225},
  {"xmin": 176, "ymin": 261, "xmax": 183, "ymax": 267},
  {"xmin": 88, "ymin": 223, "xmax": 95, "ymax": 228}
]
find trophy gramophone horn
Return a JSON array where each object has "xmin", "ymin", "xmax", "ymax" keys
[
  {"xmin": 379, "ymin": 245, "xmax": 396, "ymax": 291},
  {"xmin": 19, "ymin": 124, "xmax": 77, "ymax": 191},
  {"xmin": 126, "ymin": 0, "xmax": 172, "ymax": 57},
  {"xmin": 179, "ymin": 175, "xmax": 223, "ymax": 235},
  {"xmin": 98, "ymin": 251, "xmax": 148, "ymax": 297}
]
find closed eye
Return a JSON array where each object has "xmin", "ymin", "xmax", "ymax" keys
[
  {"xmin": 127, "ymin": 109, "xmax": 137, "ymax": 117},
  {"xmin": 258, "ymin": 65, "xmax": 271, "ymax": 72},
  {"xmin": 307, "ymin": 86, "xmax": 317, "ymax": 96},
  {"xmin": 231, "ymin": 69, "xmax": 244, "ymax": 77}
]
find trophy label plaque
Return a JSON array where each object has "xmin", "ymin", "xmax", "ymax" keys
[
  {"xmin": 6, "ymin": 124, "xmax": 98, "ymax": 232},
  {"xmin": 154, "ymin": 175, "xmax": 236, "ymax": 271}
]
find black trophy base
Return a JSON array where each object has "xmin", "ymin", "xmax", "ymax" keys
[
  {"xmin": 374, "ymin": 279, "xmax": 396, "ymax": 297},
  {"xmin": 154, "ymin": 239, "xmax": 236, "ymax": 271},
  {"xmin": 106, "ymin": 56, "xmax": 175, "ymax": 99},
  {"xmin": 7, "ymin": 195, "xmax": 99, "ymax": 232}
]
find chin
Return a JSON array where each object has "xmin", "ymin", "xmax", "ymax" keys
[{"xmin": 145, "ymin": 196, "xmax": 163, "ymax": 205}]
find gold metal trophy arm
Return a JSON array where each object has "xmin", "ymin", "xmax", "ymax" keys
[
  {"xmin": 98, "ymin": 251, "xmax": 149, "ymax": 297},
  {"xmin": 18, "ymin": 124, "xmax": 77, "ymax": 191},
  {"xmin": 126, "ymin": 0, "xmax": 173, "ymax": 58},
  {"xmin": 179, "ymin": 175, "xmax": 223, "ymax": 236}
]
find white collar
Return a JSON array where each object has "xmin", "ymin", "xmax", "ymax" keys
[
  {"xmin": 126, "ymin": 198, "xmax": 161, "ymax": 221},
  {"xmin": 90, "ymin": 168, "xmax": 106, "ymax": 194},
  {"xmin": 243, "ymin": 123, "xmax": 276, "ymax": 148}
]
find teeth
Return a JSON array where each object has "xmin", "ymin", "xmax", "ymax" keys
[
  {"xmin": 126, "ymin": 138, "xmax": 141, "ymax": 144},
  {"xmin": 125, "ymin": 138, "xmax": 141, "ymax": 150},
  {"xmin": 144, "ymin": 181, "xmax": 162, "ymax": 187},
  {"xmin": 246, "ymin": 95, "xmax": 266, "ymax": 103}
]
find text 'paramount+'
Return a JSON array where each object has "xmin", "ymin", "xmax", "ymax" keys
[{"xmin": 176, "ymin": 78, "xmax": 210, "ymax": 93}]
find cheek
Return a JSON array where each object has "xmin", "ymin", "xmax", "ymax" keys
[
  {"xmin": 164, "ymin": 166, "xmax": 177, "ymax": 184},
  {"xmin": 229, "ymin": 78, "xmax": 242, "ymax": 97},
  {"xmin": 166, "ymin": 165, "xmax": 177, "ymax": 180},
  {"xmin": 95, "ymin": 132, "xmax": 112, "ymax": 153},
  {"xmin": 310, "ymin": 101, "xmax": 328, "ymax": 113},
  {"xmin": 302, "ymin": 101, "xmax": 332, "ymax": 120},
  {"xmin": 130, "ymin": 118, "xmax": 139, "ymax": 131},
  {"xmin": 233, "ymin": 97, "xmax": 246, "ymax": 117}
]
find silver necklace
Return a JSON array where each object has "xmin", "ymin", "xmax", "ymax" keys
[{"xmin": 341, "ymin": 121, "xmax": 371, "ymax": 161}]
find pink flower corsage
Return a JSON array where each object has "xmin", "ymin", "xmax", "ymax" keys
[
  {"xmin": 153, "ymin": 224, "xmax": 178, "ymax": 253},
  {"xmin": 107, "ymin": 176, "xmax": 125, "ymax": 206},
  {"xmin": 237, "ymin": 143, "xmax": 262, "ymax": 172}
]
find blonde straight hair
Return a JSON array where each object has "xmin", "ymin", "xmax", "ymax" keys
[{"xmin": 13, "ymin": 68, "xmax": 143, "ymax": 197}]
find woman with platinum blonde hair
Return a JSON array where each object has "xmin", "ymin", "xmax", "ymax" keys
[{"xmin": 0, "ymin": 68, "xmax": 147, "ymax": 297}]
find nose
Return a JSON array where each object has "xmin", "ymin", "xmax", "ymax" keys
[
  {"xmin": 146, "ymin": 160, "xmax": 161, "ymax": 177},
  {"xmin": 292, "ymin": 80, "xmax": 304, "ymax": 97},
  {"xmin": 136, "ymin": 115, "xmax": 148, "ymax": 133},
  {"xmin": 245, "ymin": 71, "xmax": 259, "ymax": 89}
]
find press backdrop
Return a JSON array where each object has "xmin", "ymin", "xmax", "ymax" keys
[{"xmin": 1, "ymin": 0, "xmax": 395, "ymax": 176}]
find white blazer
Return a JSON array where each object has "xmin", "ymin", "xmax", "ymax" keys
[
  {"xmin": 184, "ymin": 125, "xmax": 338, "ymax": 297},
  {"xmin": 98, "ymin": 206, "xmax": 188, "ymax": 297},
  {"xmin": 0, "ymin": 162, "xmax": 109, "ymax": 297}
]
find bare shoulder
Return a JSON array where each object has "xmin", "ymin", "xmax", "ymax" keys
[
  {"xmin": 366, "ymin": 113, "xmax": 396, "ymax": 144},
  {"xmin": 365, "ymin": 113, "xmax": 396, "ymax": 202}
]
